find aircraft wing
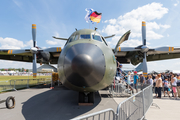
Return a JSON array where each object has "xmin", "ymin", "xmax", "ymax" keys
[
  {"xmin": 115, "ymin": 47, "xmax": 180, "ymax": 65},
  {"xmin": 0, "ymin": 47, "xmax": 62, "ymax": 64},
  {"xmin": 146, "ymin": 48, "xmax": 180, "ymax": 62}
]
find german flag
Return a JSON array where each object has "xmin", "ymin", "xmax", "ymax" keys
[{"xmin": 90, "ymin": 11, "xmax": 102, "ymax": 23}]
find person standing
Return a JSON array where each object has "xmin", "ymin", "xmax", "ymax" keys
[
  {"xmin": 177, "ymin": 75, "xmax": 180, "ymax": 98},
  {"xmin": 156, "ymin": 74, "xmax": 162, "ymax": 98},
  {"xmin": 163, "ymin": 77, "xmax": 170, "ymax": 97},
  {"xmin": 147, "ymin": 75, "xmax": 153, "ymax": 86},
  {"xmin": 169, "ymin": 72, "xmax": 174, "ymax": 97},
  {"xmin": 171, "ymin": 74, "xmax": 178, "ymax": 99},
  {"xmin": 133, "ymin": 71, "xmax": 139, "ymax": 93},
  {"xmin": 126, "ymin": 72, "xmax": 134, "ymax": 94},
  {"xmin": 154, "ymin": 75, "xmax": 158, "ymax": 98},
  {"xmin": 140, "ymin": 74, "xmax": 146, "ymax": 90}
]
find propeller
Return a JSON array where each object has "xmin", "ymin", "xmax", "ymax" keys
[
  {"xmin": 116, "ymin": 21, "xmax": 174, "ymax": 77},
  {"xmin": 32, "ymin": 24, "xmax": 37, "ymax": 78}
]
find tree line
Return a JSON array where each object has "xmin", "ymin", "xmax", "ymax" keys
[{"xmin": 0, "ymin": 68, "xmax": 29, "ymax": 72}]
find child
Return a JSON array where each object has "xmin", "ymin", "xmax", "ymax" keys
[{"xmin": 163, "ymin": 77, "xmax": 170, "ymax": 97}]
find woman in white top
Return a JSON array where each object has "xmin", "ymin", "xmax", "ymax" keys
[{"xmin": 171, "ymin": 74, "xmax": 178, "ymax": 99}]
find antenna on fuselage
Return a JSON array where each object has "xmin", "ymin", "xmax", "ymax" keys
[
  {"xmin": 75, "ymin": 28, "xmax": 77, "ymax": 31},
  {"xmin": 95, "ymin": 27, "xmax": 98, "ymax": 31}
]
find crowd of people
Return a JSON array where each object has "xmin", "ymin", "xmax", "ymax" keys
[{"xmin": 115, "ymin": 59, "xmax": 180, "ymax": 100}]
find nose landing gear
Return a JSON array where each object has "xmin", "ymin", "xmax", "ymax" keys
[{"xmin": 78, "ymin": 92, "xmax": 95, "ymax": 105}]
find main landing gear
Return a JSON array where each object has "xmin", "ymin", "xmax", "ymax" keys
[{"xmin": 78, "ymin": 92, "xmax": 95, "ymax": 105}]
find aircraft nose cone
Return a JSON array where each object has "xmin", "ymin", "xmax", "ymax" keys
[
  {"xmin": 72, "ymin": 54, "xmax": 93, "ymax": 76},
  {"xmin": 64, "ymin": 43, "xmax": 106, "ymax": 87}
]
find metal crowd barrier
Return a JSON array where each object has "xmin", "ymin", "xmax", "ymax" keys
[
  {"xmin": 116, "ymin": 85, "xmax": 153, "ymax": 120},
  {"xmin": 109, "ymin": 83, "xmax": 132, "ymax": 97},
  {"xmin": 109, "ymin": 80, "xmax": 150, "ymax": 97},
  {"xmin": 71, "ymin": 108, "xmax": 116, "ymax": 120},
  {"xmin": 73, "ymin": 85, "xmax": 153, "ymax": 120},
  {"xmin": 0, "ymin": 78, "xmax": 51, "ymax": 92}
]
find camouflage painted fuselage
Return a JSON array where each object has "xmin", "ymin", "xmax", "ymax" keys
[{"xmin": 57, "ymin": 29, "xmax": 116, "ymax": 92}]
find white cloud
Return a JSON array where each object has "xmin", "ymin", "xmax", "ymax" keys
[
  {"xmin": 46, "ymin": 40, "xmax": 58, "ymax": 45},
  {"xmin": 0, "ymin": 37, "xmax": 24, "ymax": 49},
  {"xmin": 0, "ymin": 37, "xmax": 33, "ymax": 49},
  {"xmin": 174, "ymin": 0, "xmax": 179, "ymax": 6},
  {"xmin": 109, "ymin": 19, "xmax": 117, "ymax": 24},
  {"xmin": 46, "ymin": 39, "xmax": 66, "ymax": 47},
  {"xmin": 102, "ymin": 2, "xmax": 170, "ymax": 48}
]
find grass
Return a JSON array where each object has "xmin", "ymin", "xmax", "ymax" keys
[
  {"xmin": 0, "ymin": 76, "xmax": 52, "ymax": 93},
  {"xmin": 0, "ymin": 76, "xmax": 51, "ymax": 81}
]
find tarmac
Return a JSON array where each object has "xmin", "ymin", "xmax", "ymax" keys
[
  {"xmin": 0, "ymin": 85, "xmax": 118, "ymax": 120},
  {"xmin": 0, "ymin": 85, "xmax": 180, "ymax": 120}
]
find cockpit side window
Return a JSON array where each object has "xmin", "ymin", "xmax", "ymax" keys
[
  {"xmin": 68, "ymin": 34, "xmax": 79, "ymax": 43},
  {"xmin": 92, "ymin": 35, "xmax": 102, "ymax": 42},
  {"xmin": 74, "ymin": 34, "xmax": 79, "ymax": 41},
  {"xmin": 80, "ymin": 34, "xmax": 91, "ymax": 39},
  {"xmin": 68, "ymin": 35, "xmax": 75, "ymax": 43}
]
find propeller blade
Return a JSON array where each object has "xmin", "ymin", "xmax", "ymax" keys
[
  {"xmin": 32, "ymin": 24, "xmax": 36, "ymax": 47},
  {"xmin": 142, "ymin": 52, "xmax": 148, "ymax": 78},
  {"xmin": 142, "ymin": 21, "xmax": 146, "ymax": 45},
  {"xmin": 32, "ymin": 24, "xmax": 37, "ymax": 78},
  {"xmin": 154, "ymin": 47, "xmax": 174, "ymax": 52},
  {"xmin": 117, "ymin": 47, "xmax": 140, "ymax": 52},
  {"xmin": 33, "ymin": 53, "xmax": 37, "ymax": 78},
  {"xmin": 7, "ymin": 49, "xmax": 30, "ymax": 54}
]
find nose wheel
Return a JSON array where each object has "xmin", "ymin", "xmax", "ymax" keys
[{"xmin": 78, "ymin": 92, "xmax": 95, "ymax": 105}]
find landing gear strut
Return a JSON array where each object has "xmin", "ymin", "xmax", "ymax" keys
[{"xmin": 78, "ymin": 92, "xmax": 95, "ymax": 105}]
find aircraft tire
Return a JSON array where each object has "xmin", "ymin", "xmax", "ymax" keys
[
  {"xmin": 88, "ymin": 92, "xmax": 95, "ymax": 103},
  {"xmin": 6, "ymin": 96, "xmax": 15, "ymax": 109},
  {"xmin": 78, "ymin": 92, "xmax": 85, "ymax": 103}
]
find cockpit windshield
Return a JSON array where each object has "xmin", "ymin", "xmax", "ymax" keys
[
  {"xmin": 80, "ymin": 34, "xmax": 91, "ymax": 39},
  {"xmin": 67, "ymin": 32, "xmax": 108, "ymax": 46}
]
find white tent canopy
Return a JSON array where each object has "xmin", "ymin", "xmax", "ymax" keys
[{"xmin": 34, "ymin": 64, "xmax": 57, "ymax": 73}]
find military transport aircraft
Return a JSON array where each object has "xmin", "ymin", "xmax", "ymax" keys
[{"xmin": 0, "ymin": 22, "xmax": 180, "ymax": 103}]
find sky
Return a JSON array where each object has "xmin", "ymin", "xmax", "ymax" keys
[{"xmin": 0, "ymin": 0, "xmax": 180, "ymax": 72}]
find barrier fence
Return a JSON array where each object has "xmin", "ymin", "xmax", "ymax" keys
[
  {"xmin": 71, "ymin": 108, "xmax": 116, "ymax": 120},
  {"xmin": 109, "ymin": 81, "xmax": 149, "ymax": 97},
  {"xmin": 0, "ymin": 78, "xmax": 51, "ymax": 92},
  {"xmin": 73, "ymin": 85, "xmax": 153, "ymax": 120}
]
